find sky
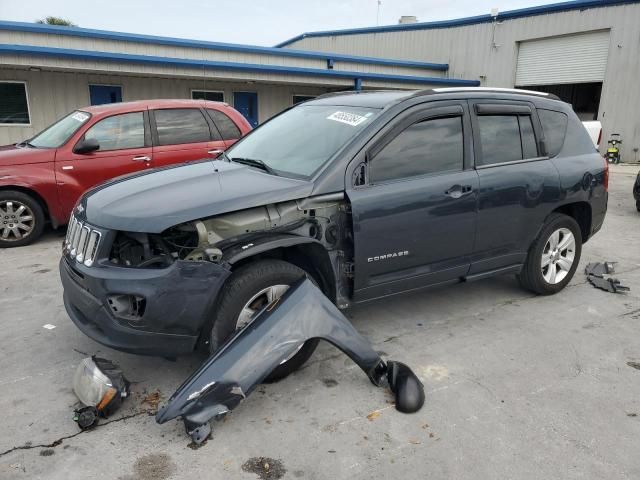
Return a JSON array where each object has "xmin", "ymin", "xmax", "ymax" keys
[{"xmin": 1, "ymin": 0, "xmax": 561, "ymax": 46}]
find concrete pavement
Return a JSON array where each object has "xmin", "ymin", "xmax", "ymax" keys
[{"xmin": 0, "ymin": 164, "xmax": 639, "ymax": 480}]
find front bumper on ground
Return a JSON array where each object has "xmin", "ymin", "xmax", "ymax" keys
[{"xmin": 59, "ymin": 257, "xmax": 231, "ymax": 356}]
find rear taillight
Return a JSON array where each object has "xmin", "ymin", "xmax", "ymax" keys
[
  {"xmin": 597, "ymin": 128, "xmax": 602, "ymax": 148},
  {"xmin": 603, "ymin": 155, "xmax": 609, "ymax": 192}
]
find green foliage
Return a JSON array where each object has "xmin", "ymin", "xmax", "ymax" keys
[{"xmin": 35, "ymin": 16, "xmax": 76, "ymax": 26}]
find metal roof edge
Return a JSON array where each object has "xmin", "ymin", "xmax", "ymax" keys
[
  {"xmin": 274, "ymin": 0, "xmax": 640, "ymax": 46},
  {"xmin": 0, "ymin": 44, "xmax": 478, "ymax": 86},
  {"xmin": 0, "ymin": 20, "xmax": 448, "ymax": 71}
]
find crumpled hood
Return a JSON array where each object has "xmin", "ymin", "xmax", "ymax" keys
[
  {"xmin": 83, "ymin": 160, "xmax": 314, "ymax": 232},
  {"xmin": 0, "ymin": 145, "xmax": 55, "ymax": 166}
]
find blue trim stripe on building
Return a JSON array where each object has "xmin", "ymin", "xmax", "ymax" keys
[
  {"xmin": 0, "ymin": 44, "xmax": 480, "ymax": 86},
  {"xmin": 0, "ymin": 20, "xmax": 447, "ymax": 71},
  {"xmin": 275, "ymin": 0, "xmax": 639, "ymax": 47}
]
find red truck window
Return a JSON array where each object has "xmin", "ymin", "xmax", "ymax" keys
[
  {"xmin": 207, "ymin": 109, "xmax": 241, "ymax": 140},
  {"xmin": 154, "ymin": 109, "xmax": 211, "ymax": 146},
  {"xmin": 84, "ymin": 112, "xmax": 145, "ymax": 151}
]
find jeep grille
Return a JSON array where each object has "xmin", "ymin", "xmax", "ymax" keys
[{"xmin": 65, "ymin": 215, "xmax": 101, "ymax": 267}]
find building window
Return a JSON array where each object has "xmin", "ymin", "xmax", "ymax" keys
[
  {"xmin": 192, "ymin": 90, "xmax": 224, "ymax": 102},
  {"xmin": 89, "ymin": 85, "xmax": 122, "ymax": 106},
  {"xmin": 0, "ymin": 81, "xmax": 30, "ymax": 125},
  {"xmin": 293, "ymin": 95, "xmax": 316, "ymax": 105}
]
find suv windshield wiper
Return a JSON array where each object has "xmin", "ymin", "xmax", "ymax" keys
[{"xmin": 229, "ymin": 157, "xmax": 278, "ymax": 176}]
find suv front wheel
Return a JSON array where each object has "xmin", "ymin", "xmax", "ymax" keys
[
  {"xmin": 518, "ymin": 213, "xmax": 582, "ymax": 295},
  {"xmin": 209, "ymin": 259, "xmax": 319, "ymax": 382}
]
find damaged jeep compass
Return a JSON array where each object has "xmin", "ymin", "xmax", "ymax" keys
[{"xmin": 60, "ymin": 88, "xmax": 608, "ymax": 379}]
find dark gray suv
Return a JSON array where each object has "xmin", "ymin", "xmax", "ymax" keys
[{"xmin": 60, "ymin": 88, "xmax": 608, "ymax": 380}]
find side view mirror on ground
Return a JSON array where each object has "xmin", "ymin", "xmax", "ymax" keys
[
  {"xmin": 59, "ymin": 88, "xmax": 608, "ymax": 393},
  {"xmin": 0, "ymin": 99, "xmax": 251, "ymax": 247}
]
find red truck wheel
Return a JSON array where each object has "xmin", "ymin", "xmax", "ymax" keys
[{"xmin": 0, "ymin": 190, "xmax": 45, "ymax": 248}]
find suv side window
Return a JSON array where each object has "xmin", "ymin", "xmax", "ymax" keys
[
  {"xmin": 477, "ymin": 115, "xmax": 539, "ymax": 166},
  {"xmin": 154, "ymin": 109, "xmax": 211, "ymax": 146},
  {"xmin": 84, "ymin": 112, "xmax": 145, "ymax": 151},
  {"xmin": 370, "ymin": 116, "xmax": 464, "ymax": 183},
  {"xmin": 207, "ymin": 109, "xmax": 241, "ymax": 140},
  {"xmin": 537, "ymin": 109, "xmax": 568, "ymax": 157},
  {"xmin": 520, "ymin": 116, "xmax": 538, "ymax": 159}
]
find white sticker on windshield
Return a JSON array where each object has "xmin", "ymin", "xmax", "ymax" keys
[
  {"xmin": 327, "ymin": 111, "xmax": 369, "ymax": 127},
  {"xmin": 71, "ymin": 112, "xmax": 90, "ymax": 122}
]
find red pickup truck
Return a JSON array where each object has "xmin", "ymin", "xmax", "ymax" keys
[{"xmin": 0, "ymin": 99, "xmax": 251, "ymax": 247}]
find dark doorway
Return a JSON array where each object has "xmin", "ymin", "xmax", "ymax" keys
[{"xmin": 518, "ymin": 82, "xmax": 602, "ymax": 120}]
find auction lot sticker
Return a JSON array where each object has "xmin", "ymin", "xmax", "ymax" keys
[
  {"xmin": 71, "ymin": 112, "xmax": 90, "ymax": 122},
  {"xmin": 327, "ymin": 111, "xmax": 369, "ymax": 126}
]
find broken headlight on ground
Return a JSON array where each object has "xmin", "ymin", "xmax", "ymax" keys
[
  {"xmin": 72, "ymin": 357, "xmax": 129, "ymax": 429},
  {"xmin": 156, "ymin": 278, "xmax": 425, "ymax": 444}
]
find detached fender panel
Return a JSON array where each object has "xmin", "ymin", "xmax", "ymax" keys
[{"xmin": 156, "ymin": 278, "xmax": 424, "ymax": 442}]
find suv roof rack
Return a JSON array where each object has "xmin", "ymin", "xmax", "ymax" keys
[
  {"xmin": 312, "ymin": 87, "xmax": 561, "ymax": 107},
  {"xmin": 427, "ymin": 87, "xmax": 560, "ymax": 100}
]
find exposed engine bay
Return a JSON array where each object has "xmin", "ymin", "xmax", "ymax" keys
[
  {"xmin": 109, "ymin": 193, "xmax": 350, "ymax": 267},
  {"xmin": 107, "ymin": 192, "xmax": 353, "ymax": 306}
]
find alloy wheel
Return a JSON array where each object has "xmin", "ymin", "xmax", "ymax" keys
[
  {"xmin": 0, "ymin": 200, "xmax": 35, "ymax": 242},
  {"xmin": 235, "ymin": 284, "xmax": 290, "ymax": 331},
  {"xmin": 235, "ymin": 284, "xmax": 302, "ymax": 364},
  {"xmin": 541, "ymin": 227, "xmax": 575, "ymax": 284}
]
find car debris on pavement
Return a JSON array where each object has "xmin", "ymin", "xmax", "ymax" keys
[
  {"xmin": 156, "ymin": 278, "xmax": 425, "ymax": 444},
  {"xmin": 72, "ymin": 356, "xmax": 129, "ymax": 430},
  {"xmin": 585, "ymin": 261, "xmax": 630, "ymax": 293}
]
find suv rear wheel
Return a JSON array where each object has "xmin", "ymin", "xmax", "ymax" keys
[
  {"xmin": 0, "ymin": 191, "xmax": 45, "ymax": 248},
  {"xmin": 518, "ymin": 213, "xmax": 582, "ymax": 295},
  {"xmin": 209, "ymin": 259, "xmax": 319, "ymax": 382}
]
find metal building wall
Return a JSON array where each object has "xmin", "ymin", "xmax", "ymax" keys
[
  {"xmin": 0, "ymin": 68, "xmax": 329, "ymax": 145},
  {"xmin": 284, "ymin": 3, "xmax": 640, "ymax": 160},
  {"xmin": 0, "ymin": 29, "xmax": 448, "ymax": 78}
]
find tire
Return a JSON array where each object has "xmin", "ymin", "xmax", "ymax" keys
[
  {"xmin": 0, "ymin": 190, "xmax": 45, "ymax": 248},
  {"xmin": 210, "ymin": 259, "xmax": 319, "ymax": 382},
  {"xmin": 518, "ymin": 213, "xmax": 582, "ymax": 295},
  {"xmin": 636, "ymin": 200, "xmax": 640, "ymax": 212}
]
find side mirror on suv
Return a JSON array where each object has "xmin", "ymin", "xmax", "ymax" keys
[{"xmin": 73, "ymin": 138, "xmax": 100, "ymax": 154}]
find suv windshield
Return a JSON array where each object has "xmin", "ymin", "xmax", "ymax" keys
[
  {"xmin": 28, "ymin": 111, "xmax": 91, "ymax": 148},
  {"xmin": 227, "ymin": 105, "xmax": 380, "ymax": 178}
]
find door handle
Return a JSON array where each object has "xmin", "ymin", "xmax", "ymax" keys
[
  {"xmin": 444, "ymin": 184, "xmax": 473, "ymax": 199},
  {"xmin": 208, "ymin": 149, "xmax": 224, "ymax": 157},
  {"xmin": 132, "ymin": 155, "xmax": 151, "ymax": 162}
]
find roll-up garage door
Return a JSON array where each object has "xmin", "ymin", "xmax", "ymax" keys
[{"xmin": 515, "ymin": 30, "xmax": 610, "ymax": 86}]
